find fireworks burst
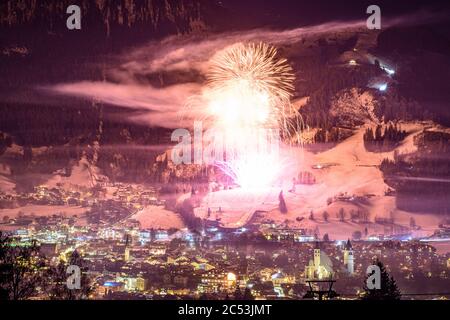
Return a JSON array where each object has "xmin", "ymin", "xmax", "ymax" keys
[
  {"xmin": 184, "ymin": 42, "xmax": 303, "ymax": 188},
  {"xmin": 205, "ymin": 42, "xmax": 301, "ymax": 135},
  {"xmin": 207, "ymin": 42, "xmax": 295, "ymax": 102}
]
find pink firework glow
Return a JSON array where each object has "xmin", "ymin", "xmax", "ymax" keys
[{"xmin": 199, "ymin": 42, "xmax": 300, "ymax": 188}]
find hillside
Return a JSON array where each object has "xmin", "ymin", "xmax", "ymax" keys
[{"xmin": 193, "ymin": 122, "xmax": 445, "ymax": 240}]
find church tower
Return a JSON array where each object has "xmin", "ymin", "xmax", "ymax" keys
[
  {"xmin": 314, "ymin": 242, "xmax": 321, "ymax": 269},
  {"xmin": 124, "ymin": 234, "xmax": 131, "ymax": 262},
  {"xmin": 343, "ymin": 239, "xmax": 351, "ymax": 265},
  {"xmin": 343, "ymin": 239, "xmax": 354, "ymax": 275},
  {"xmin": 347, "ymin": 249, "xmax": 354, "ymax": 274}
]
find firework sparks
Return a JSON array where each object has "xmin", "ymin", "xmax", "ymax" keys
[
  {"xmin": 186, "ymin": 42, "xmax": 302, "ymax": 188},
  {"xmin": 205, "ymin": 42, "xmax": 298, "ymax": 132}
]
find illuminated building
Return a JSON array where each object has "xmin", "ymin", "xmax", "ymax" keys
[
  {"xmin": 173, "ymin": 275, "xmax": 189, "ymax": 287},
  {"xmin": 100, "ymin": 281, "xmax": 125, "ymax": 296},
  {"xmin": 343, "ymin": 239, "xmax": 354, "ymax": 275},
  {"xmin": 191, "ymin": 261, "xmax": 215, "ymax": 271},
  {"xmin": 149, "ymin": 243, "xmax": 166, "ymax": 255},
  {"xmin": 124, "ymin": 233, "xmax": 131, "ymax": 262},
  {"xmin": 305, "ymin": 242, "xmax": 333, "ymax": 280},
  {"xmin": 139, "ymin": 231, "xmax": 151, "ymax": 243},
  {"xmin": 314, "ymin": 244, "xmax": 321, "ymax": 269},
  {"xmin": 116, "ymin": 276, "xmax": 146, "ymax": 292},
  {"xmin": 155, "ymin": 230, "xmax": 169, "ymax": 240},
  {"xmin": 198, "ymin": 271, "xmax": 237, "ymax": 293},
  {"xmin": 124, "ymin": 247, "xmax": 131, "ymax": 262},
  {"xmin": 271, "ymin": 271, "xmax": 296, "ymax": 286}
]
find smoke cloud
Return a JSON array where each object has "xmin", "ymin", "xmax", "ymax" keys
[{"xmin": 44, "ymin": 11, "xmax": 445, "ymax": 129}]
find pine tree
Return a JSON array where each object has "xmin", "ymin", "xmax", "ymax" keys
[
  {"xmin": 0, "ymin": 234, "xmax": 45, "ymax": 300},
  {"xmin": 409, "ymin": 217, "xmax": 416, "ymax": 229},
  {"xmin": 279, "ymin": 191, "xmax": 287, "ymax": 213},
  {"xmin": 234, "ymin": 286, "xmax": 243, "ymax": 300},
  {"xmin": 45, "ymin": 250, "xmax": 92, "ymax": 300},
  {"xmin": 338, "ymin": 208, "xmax": 346, "ymax": 222},
  {"xmin": 375, "ymin": 125, "xmax": 382, "ymax": 142},
  {"xmin": 243, "ymin": 287, "xmax": 254, "ymax": 300},
  {"xmin": 362, "ymin": 259, "xmax": 401, "ymax": 300}
]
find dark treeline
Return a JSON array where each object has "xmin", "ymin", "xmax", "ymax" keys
[
  {"xmin": 298, "ymin": 62, "xmax": 381, "ymax": 129},
  {"xmin": 0, "ymin": 232, "xmax": 92, "ymax": 300},
  {"xmin": 178, "ymin": 199, "xmax": 203, "ymax": 232},
  {"xmin": 0, "ymin": 101, "xmax": 172, "ymax": 184},
  {"xmin": 364, "ymin": 123, "xmax": 407, "ymax": 152},
  {"xmin": 376, "ymin": 26, "xmax": 450, "ymax": 126},
  {"xmin": 313, "ymin": 127, "xmax": 353, "ymax": 144},
  {"xmin": 381, "ymin": 130, "xmax": 450, "ymax": 213}
]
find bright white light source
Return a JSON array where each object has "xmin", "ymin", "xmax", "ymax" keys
[
  {"xmin": 227, "ymin": 272, "xmax": 236, "ymax": 282},
  {"xmin": 385, "ymin": 68, "xmax": 395, "ymax": 75},
  {"xmin": 378, "ymin": 83, "xmax": 387, "ymax": 91}
]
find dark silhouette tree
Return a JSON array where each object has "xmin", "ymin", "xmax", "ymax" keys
[
  {"xmin": 352, "ymin": 230, "xmax": 362, "ymax": 240},
  {"xmin": 278, "ymin": 191, "xmax": 287, "ymax": 213},
  {"xmin": 0, "ymin": 232, "xmax": 45, "ymax": 300},
  {"xmin": 409, "ymin": 217, "xmax": 416, "ymax": 229},
  {"xmin": 338, "ymin": 208, "xmax": 346, "ymax": 222},
  {"xmin": 234, "ymin": 286, "xmax": 243, "ymax": 300},
  {"xmin": 243, "ymin": 287, "xmax": 254, "ymax": 300},
  {"xmin": 44, "ymin": 250, "xmax": 92, "ymax": 300},
  {"xmin": 322, "ymin": 211, "xmax": 329, "ymax": 222},
  {"xmin": 361, "ymin": 259, "xmax": 401, "ymax": 300}
]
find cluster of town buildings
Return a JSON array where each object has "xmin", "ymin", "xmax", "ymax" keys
[
  {"xmin": 5, "ymin": 217, "xmax": 450, "ymax": 300},
  {"xmin": 1, "ymin": 184, "xmax": 450, "ymax": 300}
]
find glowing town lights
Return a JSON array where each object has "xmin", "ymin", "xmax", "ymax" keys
[{"xmin": 227, "ymin": 272, "xmax": 237, "ymax": 282}]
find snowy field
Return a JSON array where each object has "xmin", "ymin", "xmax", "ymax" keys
[
  {"xmin": 0, "ymin": 122, "xmax": 446, "ymax": 246},
  {"xmin": 0, "ymin": 205, "xmax": 87, "ymax": 219},
  {"xmin": 194, "ymin": 122, "xmax": 444, "ymax": 241},
  {"xmin": 130, "ymin": 205, "xmax": 185, "ymax": 230}
]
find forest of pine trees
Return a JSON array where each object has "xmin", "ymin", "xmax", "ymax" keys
[
  {"xmin": 363, "ymin": 123, "xmax": 407, "ymax": 152},
  {"xmin": 296, "ymin": 171, "xmax": 316, "ymax": 185},
  {"xmin": 380, "ymin": 130, "xmax": 450, "ymax": 213},
  {"xmin": 0, "ymin": 232, "xmax": 92, "ymax": 300},
  {"xmin": 313, "ymin": 127, "xmax": 353, "ymax": 144},
  {"xmin": 178, "ymin": 199, "xmax": 203, "ymax": 232}
]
